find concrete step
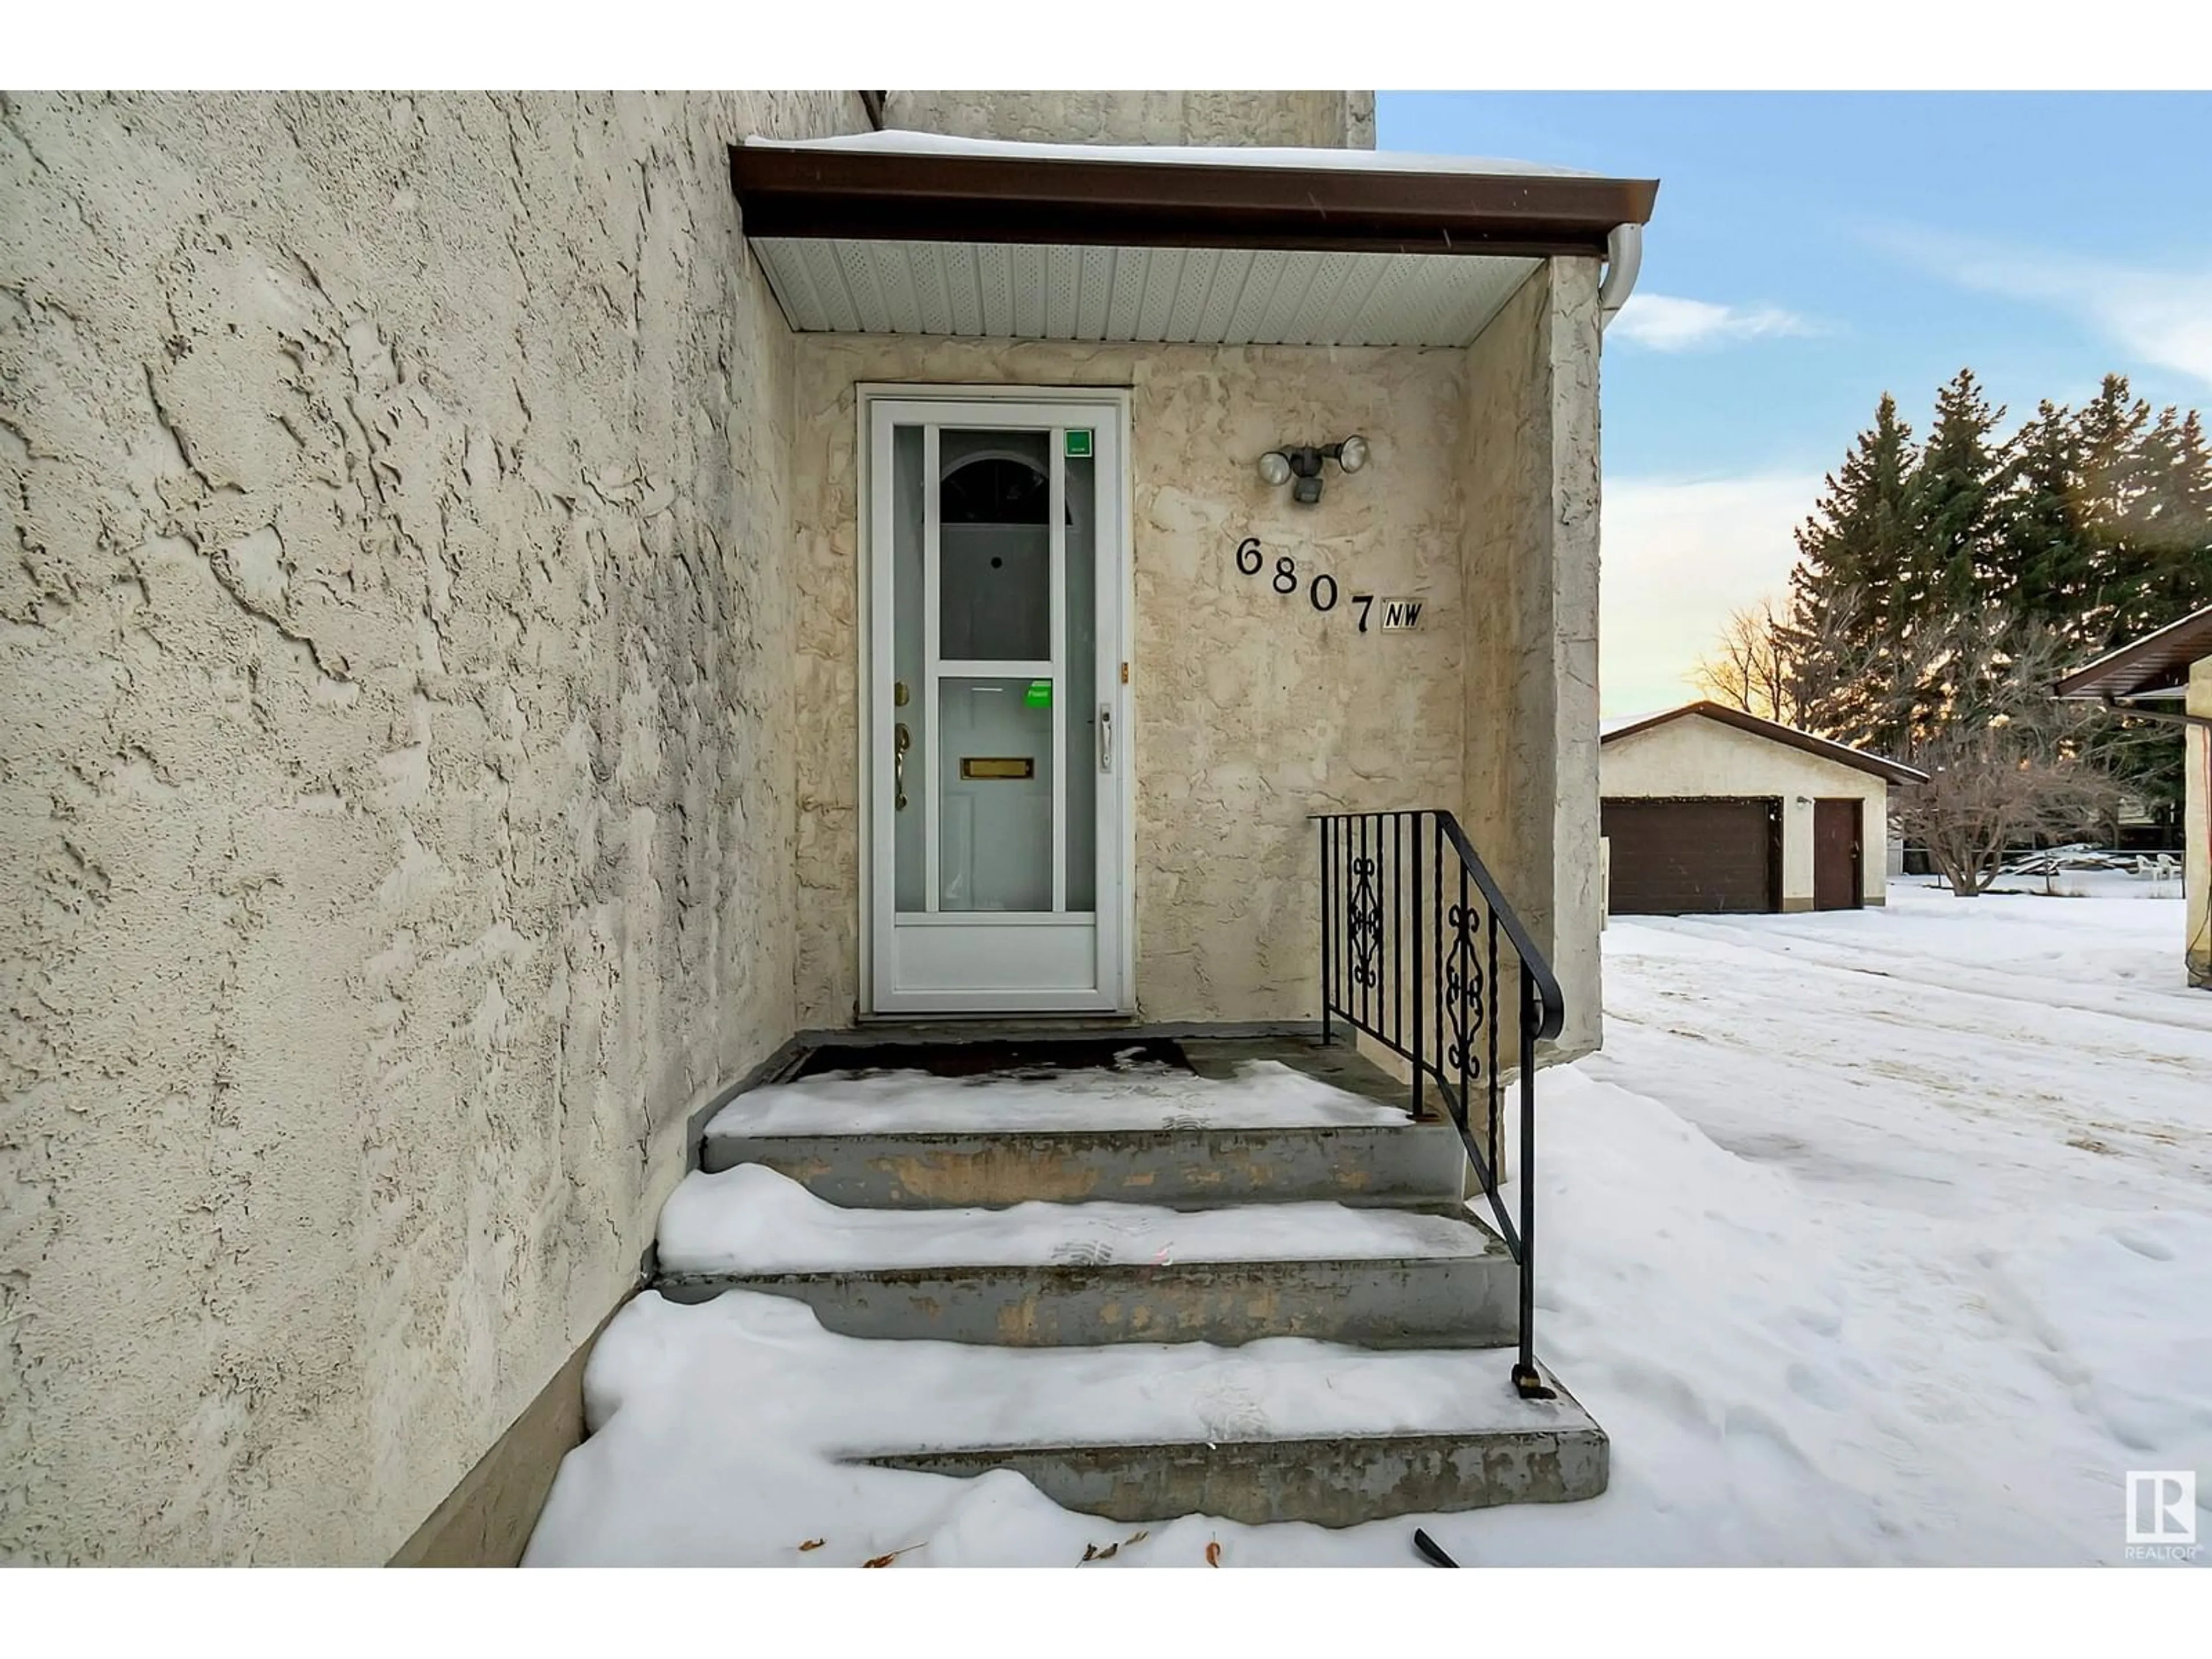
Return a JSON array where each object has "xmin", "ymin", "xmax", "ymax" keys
[
  {"xmin": 568, "ymin": 1291, "xmax": 1606, "ymax": 1535},
  {"xmin": 653, "ymin": 1167, "xmax": 1517, "ymax": 1348},
  {"xmin": 866, "ymin": 1423, "xmax": 1605, "ymax": 1528},
  {"xmin": 854, "ymin": 1363, "xmax": 1608, "ymax": 1527},
  {"xmin": 612, "ymin": 1039, "xmax": 1607, "ymax": 1535},
  {"xmin": 701, "ymin": 1122, "xmax": 1469, "ymax": 1210},
  {"xmin": 656, "ymin": 1244, "xmax": 1517, "ymax": 1348}
]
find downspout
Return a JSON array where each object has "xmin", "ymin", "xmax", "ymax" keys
[{"xmin": 1597, "ymin": 223, "xmax": 1643, "ymax": 334}]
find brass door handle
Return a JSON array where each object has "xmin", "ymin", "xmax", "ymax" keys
[{"xmin": 895, "ymin": 722, "xmax": 911, "ymax": 810}]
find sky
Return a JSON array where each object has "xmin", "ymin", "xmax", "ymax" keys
[{"xmin": 1378, "ymin": 92, "xmax": 2212, "ymax": 718}]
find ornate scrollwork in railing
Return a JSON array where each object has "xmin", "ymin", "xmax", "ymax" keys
[
  {"xmin": 1347, "ymin": 857, "xmax": 1382, "ymax": 990},
  {"xmin": 1313, "ymin": 809, "xmax": 1566, "ymax": 1401},
  {"xmin": 1441, "ymin": 897, "xmax": 1485, "ymax": 1077}
]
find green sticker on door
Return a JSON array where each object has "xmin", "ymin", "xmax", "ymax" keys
[
  {"xmin": 1064, "ymin": 429, "xmax": 1093, "ymax": 459},
  {"xmin": 1024, "ymin": 680, "xmax": 1052, "ymax": 709}
]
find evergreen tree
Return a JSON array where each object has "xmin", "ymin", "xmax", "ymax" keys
[
  {"xmin": 1990, "ymin": 399, "xmax": 2091, "ymax": 635},
  {"xmin": 1740, "ymin": 366, "xmax": 2210, "ymax": 847},
  {"xmin": 2075, "ymin": 395, "xmax": 2212, "ymax": 830},
  {"xmin": 2121, "ymin": 406, "xmax": 2212, "ymax": 637},
  {"xmin": 1783, "ymin": 392, "xmax": 1916, "ymax": 751},
  {"xmin": 1895, "ymin": 369, "xmax": 2008, "ymax": 741},
  {"xmin": 1902, "ymin": 368, "xmax": 2005, "ymax": 624},
  {"xmin": 2067, "ymin": 374, "xmax": 2155, "ymax": 650}
]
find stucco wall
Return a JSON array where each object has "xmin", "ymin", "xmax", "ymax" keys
[
  {"xmin": 1600, "ymin": 717, "xmax": 1891, "ymax": 907},
  {"xmin": 2189, "ymin": 657, "xmax": 2210, "ymax": 989},
  {"xmin": 1459, "ymin": 262, "xmax": 1605, "ymax": 1059},
  {"xmin": 788, "ymin": 279, "xmax": 1605, "ymax": 1047},
  {"xmin": 0, "ymin": 89, "xmax": 863, "ymax": 1565},
  {"xmin": 879, "ymin": 91, "xmax": 1375, "ymax": 150},
  {"xmin": 789, "ymin": 338, "xmax": 1472, "ymax": 1028}
]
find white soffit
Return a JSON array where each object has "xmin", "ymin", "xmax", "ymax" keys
[{"xmin": 749, "ymin": 238, "xmax": 1539, "ymax": 349}]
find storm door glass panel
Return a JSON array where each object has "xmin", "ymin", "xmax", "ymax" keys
[
  {"xmin": 890, "ymin": 425, "xmax": 927, "ymax": 912},
  {"xmin": 939, "ymin": 430, "xmax": 1051, "ymax": 661},
  {"xmin": 938, "ymin": 679, "xmax": 1055, "ymax": 911},
  {"xmin": 1063, "ymin": 447, "xmax": 1097, "ymax": 912}
]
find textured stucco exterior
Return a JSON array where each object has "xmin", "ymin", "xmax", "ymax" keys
[
  {"xmin": 790, "ymin": 339, "xmax": 1468, "ymax": 1028},
  {"xmin": 879, "ymin": 91, "xmax": 1376, "ymax": 150},
  {"xmin": 2189, "ymin": 657, "xmax": 2210, "ymax": 990},
  {"xmin": 1459, "ymin": 262, "xmax": 1605, "ymax": 1059},
  {"xmin": 1600, "ymin": 715, "xmax": 1892, "ymax": 908},
  {"xmin": 788, "ymin": 268, "xmax": 1605, "ymax": 1050},
  {"xmin": 3, "ymin": 86, "xmax": 1618, "ymax": 1564},
  {"xmin": 0, "ymin": 89, "xmax": 865, "ymax": 1565}
]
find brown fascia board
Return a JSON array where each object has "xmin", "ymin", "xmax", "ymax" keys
[
  {"xmin": 729, "ymin": 144, "xmax": 1659, "ymax": 259},
  {"xmin": 2050, "ymin": 603, "xmax": 2212, "ymax": 702},
  {"xmin": 1601, "ymin": 701, "xmax": 1930, "ymax": 786}
]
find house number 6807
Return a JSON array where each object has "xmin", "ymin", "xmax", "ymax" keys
[{"xmin": 1234, "ymin": 537, "xmax": 1339, "ymax": 613}]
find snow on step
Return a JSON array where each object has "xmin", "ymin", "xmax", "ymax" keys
[
  {"xmin": 657, "ymin": 1164, "xmax": 1493, "ymax": 1277},
  {"xmin": 704, "ymin": 1057, "xmax": 1412, "ymax": 1137},
  {"xmin": 525, "ymin": 1290, "xmax": 1600, "ymax": 1563},
  {"xmin": 607, "ymin": 1290, "xmax": 1575, "ymax": 1457}
]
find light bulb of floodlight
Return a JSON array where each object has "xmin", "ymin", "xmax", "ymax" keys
[
  {"xmin": 1257, "ymin": 450, "xmax": 1292, "ymax": 487},
  {"xmin": 1336, "ymin": 435, "xmax": 1369, "ymax": 473}
]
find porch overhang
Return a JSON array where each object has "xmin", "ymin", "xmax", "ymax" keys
[
  {"xmin": 732, "ymin": 133, "xmax": 1659, "ymax": 349},
  {"xmin": 2051, "ymin": 603, "xmax": 2212, "ymax": 703}
]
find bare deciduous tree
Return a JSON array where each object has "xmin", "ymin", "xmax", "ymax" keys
[
  {"xmin": 1889, "ymin": 725, "xmax": 2116, "ymax": 895},
  {"xmin": 1691, "ymin": 600, "xmax": 1798, "ymax": 724},
  {"xmin": 1884, "ymin": 614, "xmax": 2118, "ymax": 896}
]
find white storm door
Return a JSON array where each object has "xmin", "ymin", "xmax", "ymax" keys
[{"xmin": 865, "ymin": 396, "xmax": 1129, "ymax": 1015}]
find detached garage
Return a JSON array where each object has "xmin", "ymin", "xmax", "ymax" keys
[{"xmin": 1600, "ymin": 702, "xmax": 1927, "ymax": 916}]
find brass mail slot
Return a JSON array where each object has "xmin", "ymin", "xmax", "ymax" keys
[{"xmin": 960, "ymin": 756, "xmax": 1035, "ymax": 781}]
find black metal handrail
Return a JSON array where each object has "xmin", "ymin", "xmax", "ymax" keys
[{"xmin": 1311, "ymin": 809, "xmax": 1566, "ymax": 1399}]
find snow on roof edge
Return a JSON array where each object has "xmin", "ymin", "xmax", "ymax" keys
[{"xmin": 741, "ymin": 129, "xmax": 1607, "ymax": 182}]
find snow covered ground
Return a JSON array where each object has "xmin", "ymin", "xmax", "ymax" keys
[{"xmin": 526, "ymin": 882, "xmax": 2211, "ymax": 1567}]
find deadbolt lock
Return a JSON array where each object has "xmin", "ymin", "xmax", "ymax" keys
[{"xmin": 893, "ymin": 680, "xmax": 910, "ymax": 707}]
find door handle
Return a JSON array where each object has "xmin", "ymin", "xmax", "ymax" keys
[
  {"xmin": 1098, "ymin": 705, "xmax": 1112, "ymax": 772},
  {"xmin": 895, "ymin": 722, "xmax": 911, "ymax": 810}
]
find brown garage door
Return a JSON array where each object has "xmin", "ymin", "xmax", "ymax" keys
[{"xmin": 1603, "ymin": 798, "xmax": 1778, "ymax": 915}]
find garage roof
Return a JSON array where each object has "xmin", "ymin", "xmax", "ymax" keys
[
  {"xmin": 2050, "ymin": 603, "xmax": 2212, "ymax": 702},
  {"xmin": 1600, "ymin": 701, "xmax": 1929, "ymax": 786},
  {"xmin": 730, "ymin": 132, "xmax": 1660, "ymax": 349}
]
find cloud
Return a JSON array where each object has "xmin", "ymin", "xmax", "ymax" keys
[
  {"xmin": 1608, "ymin": 293, "xmax": 1817, "ymax": 352},
  {"xmin": 1872, "ymin": 224, "xmax": 2212, "ymax": 389},
  {"xmin": 1600, "ymin": 472, "xmax": 1823, "ymax": 718}
]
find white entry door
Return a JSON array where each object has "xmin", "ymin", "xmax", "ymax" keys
[{"xmin": 863, "ymin": 392, "xmax": 1132, "ymax": 1016}]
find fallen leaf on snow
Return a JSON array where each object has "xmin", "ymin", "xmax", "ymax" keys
[
  {"xmin": 798, "ymin": 1539, "xmax": 824, "ymax": 1552},
  {"xmin": 1205, "ymin": 1541, "xmax": 1221, "ymax": 1568},
  {"xmin": 862, "ymin": 1543, "xmax": 922, "ymax": 1568}
]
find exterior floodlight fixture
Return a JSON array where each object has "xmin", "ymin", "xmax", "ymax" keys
[{"xmin": 1256, "ymin": 437, "xmax": 1369, "ymax": 505}]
